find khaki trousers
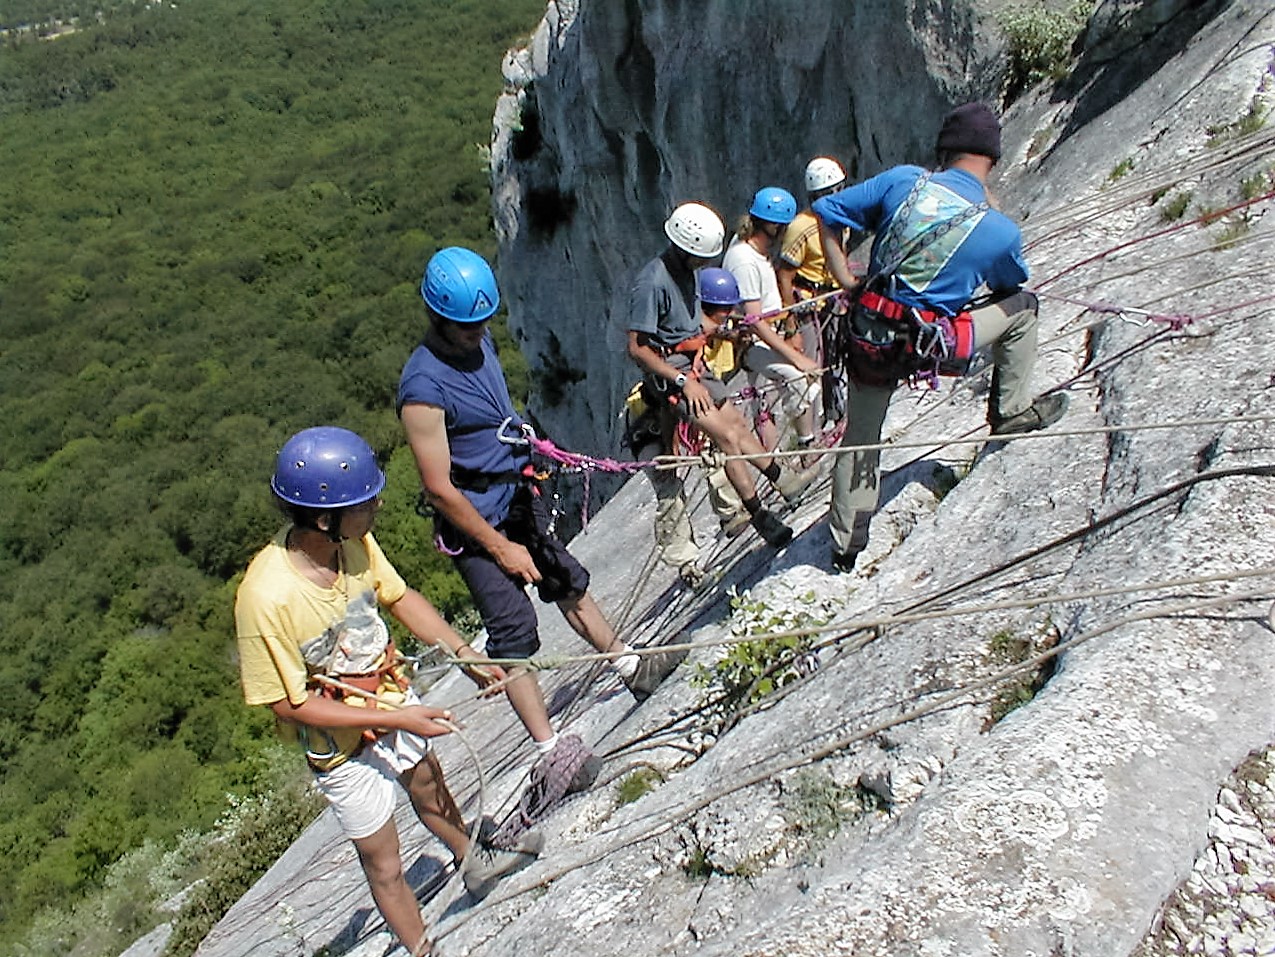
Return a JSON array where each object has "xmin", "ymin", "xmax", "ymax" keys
[{"xmin": 829, "ymin": 291, "xmax": 1038, "ymax": 555}]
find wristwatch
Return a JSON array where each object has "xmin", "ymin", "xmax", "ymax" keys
[{"xmin": 673, "ymin": 372, "xmax": 688, "ymax": 389}]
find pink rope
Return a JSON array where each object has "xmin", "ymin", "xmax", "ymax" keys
[
  {"xmin": 526, "ymin": 435, "xmax": 654, "ymax": 474},
  {"xmin": 1033, "ymin": 290, "xmax": 1195, "ymax": 330}
]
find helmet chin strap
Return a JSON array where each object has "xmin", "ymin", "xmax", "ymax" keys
[{"xmin": 323, "ymin": 511, "xmax": 348, "ymax": 544}]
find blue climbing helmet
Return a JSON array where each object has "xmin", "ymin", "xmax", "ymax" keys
[
  {"xmin": 749, "ymin": 186, "xmax": 797, "ymax": 225},
  {"xmin": 420, "ymin": 247, "xmax": 500, "ymax": 322},
  {"xmin": 271, "ymin": 427, "xmax": 386, "ymax": 509},
  {"xmin": 698, "ymin": 267, "xmax": 740, "ymax": 307}
]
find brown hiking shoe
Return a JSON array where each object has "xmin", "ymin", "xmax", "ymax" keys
[
  {"xmin": 719, "ymin": 510, "xmax": 751, "ymax": 539},
  {"xmin": 990, "ymin": 393, "xmax": 1069, "ymax": 436},
  {"xmin": 774, "ymin": 464, "xmax": 819, "ymax": 504},
  {"xmin": 462, "ymin": 829, "xmax": 542, "ymax": 899}
]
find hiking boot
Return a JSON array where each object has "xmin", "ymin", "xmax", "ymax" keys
[
  {"xmin": 989, "ymin": 393, "xmax": 1069, "ymax": 436},
  {"xmin": 462, "ymin": 829, "xmax": 543, "ymax": 900},
  {"xmin": 774, "ymin": 465, "xmax": 819, "ymax": 504},
  {"xmin": 678, "ymin": 561, "xmax": 708, "ymax": 589},
  {"xmin": 719, "ymin": 510, "xmax": 751, "ymax": 539},
  {"xmin": 831, "ymin": 548, "xmax": 862, "ymax": 573},
  {"xmin": 751, "ymin": 509, "xmax": 794, "ymax": 548},
  {"xmin": 623, "ymin": 644, "xmax": 690, "ymax": 702}
]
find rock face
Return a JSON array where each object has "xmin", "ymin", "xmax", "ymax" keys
[
  {"xmin": 189, "ymin": 2, "xmax": 1275, "ymax": 957},
  {"xmin": 491, "ymin": 0, "xmax": 1006, "ymax": 462}
]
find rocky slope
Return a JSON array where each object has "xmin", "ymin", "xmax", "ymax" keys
[{"xmin": 187, "ymin": 2, "xmax": 1275, "ymax": 956}]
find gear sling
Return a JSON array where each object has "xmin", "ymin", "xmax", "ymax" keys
[{"xmin": 840, "ymin": 171, "xmax": 988, "ymax": 387}]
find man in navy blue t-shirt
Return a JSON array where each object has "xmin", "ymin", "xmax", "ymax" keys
[{"xmin": 398, "ymin": 248, "xmax": 684, "ymax": 793}]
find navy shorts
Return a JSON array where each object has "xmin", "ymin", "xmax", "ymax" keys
[{"xmin": 449, "ymin": 486, "xmax": 589, "ymax": 660}]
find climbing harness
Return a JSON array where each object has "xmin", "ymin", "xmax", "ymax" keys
[{"xmin": 838, "ymin": 171, "xmax": 988, "ymax": 388}]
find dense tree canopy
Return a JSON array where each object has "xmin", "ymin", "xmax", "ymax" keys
[{"xmin": 0, "ymin": 0, "xmax": 539, "ymax": 945}]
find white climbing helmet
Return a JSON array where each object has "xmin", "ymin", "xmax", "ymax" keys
[
  {"xmin": 804, "ymin": 156, "xmax": 846, "ymax": 194},
  {"xmin": 664, "ymin": 202, "xmax": 725, "ymax": 257}
]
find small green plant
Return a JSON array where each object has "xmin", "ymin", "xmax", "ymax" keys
[
  {"xmin": 683, "ymin": 844, "xmax": 713, "ymax": 880},
  {"xmin": 1196, "ymin": 203, "xmax": 1224, "ymax": 226},
  {"xmin": 692, "ymin": 588, "xmax": 835, "ymax": 727},
  {"xmin": 679, "ymin": 831, "xmax": 766, "ymax": 881},
  {"xmin": 983, "ymin": 624, "xmax": 1059, "ymax": 727},
  {"xmin": 1207, "ymin": 96, "xmax": 1269, "ymax": 146},
  {"xmin": 1108, "ymin": 157, "xmax": 1135, "ymax": 182},
  {"xmin": 1239, "ymin": 168, "xmax": 1273, "ymax": 201},
  {"xmin": 615, "ymin": 766, "xmax": 664, "ymax": 806},
  {"xmin": 998, "ymin": 1, "xmax": 1094, "ymax": 99},
  {"xmin": 1158, "ymin": 191, "xmax": 1192, "ymax": 222},
  {"xmin": 1212, "ymin": 215, "xmax": 1252, "ymax": 250},
  {"xmin": 781, "ymin": 769, "xmax": 884, "ymax": 850}
]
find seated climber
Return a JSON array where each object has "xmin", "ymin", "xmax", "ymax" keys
[
  {"xmin": 814, "ymin": 101, "xmax": 1069, "ymax": 573},
  {"xmin": 626, "ymin": 203, "xmax": 819, "ymax": 550},
  {"xmin": 723, "ymin": 186, "xmax": 824, "ymax": 453},
  {"xmin": 235, "ymin": 426, "xmax": 541, "ymax": 957}
]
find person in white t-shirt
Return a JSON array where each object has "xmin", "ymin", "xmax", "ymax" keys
[{"xmin": 722, "ymin": 186, "xmax": 822, "ymax": 452}]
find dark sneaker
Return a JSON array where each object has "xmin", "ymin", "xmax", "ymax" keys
[
  {"xmin": 751, "ymin": 508, "xmax": 794, "ymax": 548},
  {"xmin": 831, "ymin": 548, "xmax": 861, "ymax": 573},
  {"xmin": 774, "ymin": 465, "xmax": 819, "ymax": 504},
  {"xmin": 623, "ymin": 644, "xmax": 690, "ymax": 702},
  {"xmin": 462, "ymin": 829, "xmax": 543, "ymax": 899},
  {"xmin": 989, "ymin": 393, "xmax": 1069, "ymax": 436}
]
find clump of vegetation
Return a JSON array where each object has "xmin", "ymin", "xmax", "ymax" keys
[
  {"xmin": 1240, "ymin": 168, "xmax": 1274, "ymax": 201},
  {"xmin": 8, "ymin": 748, "xmax": 322, "ymax": 957},
  {"xmin": 1108, "ymin": 156, "xmax": 1136, "ymax": 182},
  {"xmin": 0, "ymin": 0, "xmax": 544, "ymax": 949},
  {"xmin": 998, "ymin": 1, "xmax": 1094, "ymax": 100},
  {"xmin": 692, "ymin": 588, "xmax": 835, "ymax": 728},
  {"xmin": 1212, "ymin": 215, "xmax": 1253, "ymax": 251},
  {"xmin": 781, "ymin": 769, "xmax": 884, "ymax": 856},
  {"xmin": 678, "ymin": 826, "xmax": 766, "ymax": 882},
  {"xmin": 1158, "ymin": 191, "xmax": 1192, "ymax": 222},
  {"xmin": 164, "ymin": 766, "xmax": 326, "ymax": 957},
  {"xmin": 1206, "ymin": 96, "xmax": 1270, "ymax": 146},
  {"xmin": 983, "ymin": 623, "xmax": 1059, "ymax": 728},
  {"xmin": 616, "ymin": 767, "xmax": 665, "ymax": 806}
]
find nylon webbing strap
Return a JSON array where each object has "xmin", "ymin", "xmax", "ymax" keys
[{"xmin": 870, "ymin": 171, "xmax": 990, "ymax": 288}]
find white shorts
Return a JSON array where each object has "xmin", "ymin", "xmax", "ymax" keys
[{"xmin": 312, "ymin": 723, "xmax": 432, "ymax": 841}]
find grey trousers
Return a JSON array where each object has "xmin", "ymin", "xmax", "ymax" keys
[
  {"xmin": 829, "ymin": 290, "xmax": 1039, "ymax": 555},
  {"xmin": 643, "ymin": 445, "xmax": 744, "ymax": 569}
]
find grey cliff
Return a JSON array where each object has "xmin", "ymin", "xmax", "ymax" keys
[{"xmin": 189, "ymin": 2, "xmax": 1275, "ymax": 956}]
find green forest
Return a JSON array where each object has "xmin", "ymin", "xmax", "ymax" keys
[{"xmin": 0, "ymin": 0, "xmax": 540, "ymax": 951}]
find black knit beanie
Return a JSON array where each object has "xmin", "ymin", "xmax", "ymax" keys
[{"xmin": 935, "ymin": 102, "xmax": 1002, "ymax": 161}]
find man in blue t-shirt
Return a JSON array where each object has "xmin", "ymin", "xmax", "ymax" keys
[
  {"xmin": 814, "ymin": 102, "xmax": 1067, "ymax": 572},
  {"xmin": 397, "ymin": 248, "xmax": 684, "ymax": 791}
]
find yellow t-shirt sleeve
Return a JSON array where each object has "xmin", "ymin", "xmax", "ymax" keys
[{"xmin": 235, "ymin": 582, "xmax": 310, "ymax": 707}]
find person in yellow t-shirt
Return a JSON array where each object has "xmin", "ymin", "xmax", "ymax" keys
[
  {"xmin": 778, "ymin": 156, "xmax": 855, "ymax": 429},
  {"xmin": 236, "ymin": 426, "xmax": 541, "ymax": 956}
]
